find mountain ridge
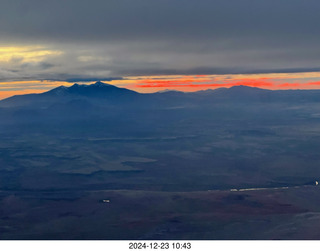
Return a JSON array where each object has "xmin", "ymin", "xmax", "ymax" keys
[
  {"xmin": 44, "ymin": 81, "xmax": 138, "ymax": 97},
  {"xmin": 2, "ymin": 82, "xmax": 320, "ymax": 108},
  {"xmin": 0, "ymin": 81, "xmax": 139, "ymax": 107}
]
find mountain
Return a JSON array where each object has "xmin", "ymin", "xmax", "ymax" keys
[
  {"xmin": 0, "ymin": 81, "xmax": 139, "ymax": 108},
  {"xmin": 3, "ymin": 82, "xmax": 320, "ymax": 109},
  {"xmin": 45, "ymin": 81, "xmax": 138, "ymax": 98},
  {"xmin": 156, "ymin": 89, "xmax": 185, "ymax": 94},
  {"xmin": 0, "ymin": 80, "xmax": 316, "ymax": 123},
  {"xmin": 2, "ymin": 81, "xmax": 320, "ymax": 240}
]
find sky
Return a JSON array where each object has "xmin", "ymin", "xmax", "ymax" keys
[{"xmin": 1, "ymin": 0, "xmax": 320, "ymax": 99}]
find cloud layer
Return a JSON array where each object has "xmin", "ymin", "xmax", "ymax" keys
[{"xmin": 1, "ymin": 0, "xmax": 320, "ymax": 82}]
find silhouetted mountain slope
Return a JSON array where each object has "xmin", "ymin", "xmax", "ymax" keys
[
  {"xmin": 0, "ymin": 81, "xmax": 139, "ymax": 108},
  {"xmin": 3, "ymin": 82, "xmax": 320, "ymax": 109},
  {"xmin": 2, "ymin": 83, "xmax": 320, "ymax": 123},
  {"xmin": 1, "ymin": 81, "xmax": 320, "ymax": 195},
  {"xmin": 192, "ymin": 85, "xmax": 318, "ymax": 102},
  {"xmin": 45, "ymin": 81, "xmax": 138, "ymax": 98}
]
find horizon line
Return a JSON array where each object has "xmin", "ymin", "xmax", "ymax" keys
[
  {"xmin": 2, "ymin": 82, "xmax": 320, "ymax": 102},
  {"xmin": 3, "ymin": 71, "xmax": 320, "ymax": 100}
]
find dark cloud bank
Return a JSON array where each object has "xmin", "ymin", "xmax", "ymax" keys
[{"xmin": 1, "ymin": 0, "xmax": 320, "ymax": 80}]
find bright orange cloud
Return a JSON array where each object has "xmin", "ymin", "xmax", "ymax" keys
[
  {"xmin": 2, "ymin": 73, "xmax": 320, "ymax": 100},
  {"xmin": 277, "ymin": 83, "xmax": 302, "ymax": 88},
  {"xmin": 136, "ymin": 83, "xmax": 224, "ymax": 88},
  {"xmin": 134, "ymin": 78, "xmax": 275, "ymax": 90},
  {"xmin": 306, "ymin": 81, "xmax": 320, "ymax": 86},
  {"xmin": 129, "ymin": 75, "xmax": 320, "ymax": 92},
  {"xmin": 135, "ymin": 77, "xmax": 212, "ymax": 85},
  {"xmin": 231, "ymin": 79, "xmax": 274, "ymax": 88}
]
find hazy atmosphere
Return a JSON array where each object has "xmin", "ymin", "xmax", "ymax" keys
[
  {"xmin": 2, "ymin": 0, "xmax": 320, "ymax": 99},
  {"xmin": 2, "ymin": 0, "xmax": 320, "ymax": 243}
]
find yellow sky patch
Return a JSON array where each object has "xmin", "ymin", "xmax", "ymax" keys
[{"xmin": 0, "ymin": 46, "xmax": 63, "ymax": 63}]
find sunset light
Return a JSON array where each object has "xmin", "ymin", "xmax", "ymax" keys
[
  {"xmin": 3, "ymin": 0, "xmax": 320, "ymax": 243},
  {"xmin": 3, "ymin": 72, "xmax": 320, "ymax": 100},
  {"xmin": 0, "ymin": 46, "xmax": 63, "ymax": 63}
]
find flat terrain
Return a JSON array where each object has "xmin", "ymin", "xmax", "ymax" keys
[
  {"xmin": 2, "ymin": 86, "xmax": 320, "ymax": 239},
  {"xmin": 1, "ymin": 186, "xmax": 320, "ymax": 240}
]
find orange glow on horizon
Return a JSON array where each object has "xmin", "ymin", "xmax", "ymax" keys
[
  {"xmin": 126, "ymin": 73, "xmax": 320, "ymax": 93},
  {"xmin": 0, "ymin": 80, "xmax": 73, "ymax": 100},
  {"xmin": 2, "ymin": 72, "xmax": 320, "ymax": 100},
  {"xmin": 0, "ymin": 89, "xmax": 45, "ymax": 100}
]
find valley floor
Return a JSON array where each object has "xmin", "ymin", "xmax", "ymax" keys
[{"xmin": 1, "ymin": 186, "xmax": 320, "ymax": 240}]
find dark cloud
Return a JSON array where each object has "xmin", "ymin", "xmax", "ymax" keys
[
  {"xmin": 1, "ymin": 0, "xmax": 319, "ymax": 44},
  {"xmin": 116, "ymin": 66, "xmax": 320, "ymax": 77},
  {"xmin": 64, "ymin": 77, "xmax": 123, "ymax": 83},
  {"xmin": 1, "ymin": 0, "xmax": 320, "ymax": 79},
  {"xmin": 38, "ymin": 62, "xmax": 56, "ymax": 70}
]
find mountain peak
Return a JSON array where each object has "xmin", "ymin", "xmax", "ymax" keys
[
  {"xmin": 157, "ymin": 89, "xmax": 184, "ymax": 94},
  {"xmin": 45, "ymin": 85, "xmax": 69, "ymax": 96},
  {"xmin": 69, "ymin": 82, "xmax": 112, "ymax": 89},
  {"xmin": 70, "ymin": 83, "xmax": 86, "ymax": 88},
  {"xmin": 226, "ymin": 85, "xmax": 270, "ymax": 93},
  {"xmin": 42, "ymin": 81, "xmax": 138, "ymax": 100},
  {"xmin": 93, "ymin": 81, "xmax": 111, "ymax": 87},
  {"xmin": 229, "ymin": 85, "xmax": 262, "ymax": 90}
]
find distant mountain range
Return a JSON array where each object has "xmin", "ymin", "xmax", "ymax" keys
[
  {"xmin": 46, "ymin": 81, "xmax": 138, "ymax": 97},
  {"xmin": 1, "ymin": 81, "xmax": 320, "ymax": 129},
  {"xmin": 2, "ymin": 81, "xmax": 320, "ymax": 109},
  {"xmin": 1, "ymin": 81, "xmax": 320, "ymax": 195},
  {"xmin": 0, "ymin": 81, "xmax": 139, "ymax": 108}
]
